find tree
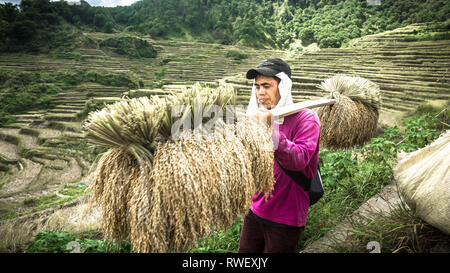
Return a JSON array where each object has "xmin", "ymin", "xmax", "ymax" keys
[
  {"xmin": 299, "ymin": 27, "xmax": 315, "ymax": 45},
  {"xmin": 11, "ymin": 19, "xmax": 37, "ymax": 41},
  {"xmin": 104, "ymin": 21, "xmax": 114, "ymax": 33},
  {"xmin": 93, "ymin": 11, "xmax": 107, "ymax": 29},
  {"xmin": 0, "ymin": 2, "xmax": 19, "ymax": 22}
]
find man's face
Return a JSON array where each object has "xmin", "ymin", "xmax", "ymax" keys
[{"xmin": 255, "ymin": 74, "xmax": 280, "ymax": 110}]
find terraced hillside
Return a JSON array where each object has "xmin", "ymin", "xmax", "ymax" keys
[
  {"xmin": 127, "ymin": 22, "xmax": 449, "ymax": 115},
  {"xmin": 223, "ymin": 22, "xmax": 450, "ymax": 110},
  {"xmin": 0, "ymin": 22, "xmax": 448, "ymax": 251}
]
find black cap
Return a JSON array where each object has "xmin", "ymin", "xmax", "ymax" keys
[{"xmin": 246, "ymin": 58, "xmax": 291, "ymax": 79}]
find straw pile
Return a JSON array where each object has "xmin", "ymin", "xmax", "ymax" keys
[
  {"xmin": 394, "ymin": 130, "xmax": 450, "ymax": 235},
  {"xmin": 83, "ymin": 82, "xmax": 275, "ymax": 252},
  {"xmin": 315, "ymin": 74, "xmax": 381, "ymax": 149}
]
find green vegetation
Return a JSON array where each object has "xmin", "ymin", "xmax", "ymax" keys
[
  {"xmin": 225, "ymin": 50, "xmax": 248, "ymax": 63},
  {"xmin": 112, "ymin": 0, "xmax": 450, "ymax": 48},
  {"xmin": 99, "ymin": 36, "xmax": 157, "ymax": 58},
  {"xmin": 0, "ymin": 68, "xmax": 141, "ymax": 127},
  {"xmin": 1, "ymin": 0, "xmax": 449, "ymax": 255},
  {"xmin": 191, "ymin": 217, "xmax": 243, "ymax": 253},
  {"xmin": 328, "ymin": 201, "xmax": 450, "ymax": 253},
  {"xmin": 151, "ymin": 67, "xmax": 167, "ymax": 88},
  {"xmin": 40, "ymin": 134, "xmax": 108, "ymax": 163},
  {"xmin": 52, "ymin": 51, "xmax": 86, "ymax": 61},
  {"xmin": 46, "ymin": 70, "xmax": 139, "ymax": 88},
  {"xmin": 0, "ymin": 181, "xmax": 91, "ymax": 221},
  {"xmin": 1, "ymin": 0, "xmax": 449, "ymax": 51},
  {"xmin": 0, "ymin": 0, "xmax": 157, "ymax": 55},
  {"xmin": 0, "ymin": 69, "xmax": 60, "ymax": 126},
  {"xmin": 77, "ymin": 100, "xmax": 109, "ymax": 120},
  {"xmin": 0, "ymin": 0, "xmax": 95, "ymax": 53},
  {"xmin": 299, "ymin": 105, "xmax": 448, "ymax": 251},
  {"xmin": 404, "ymin": 32, "xmax": 450, "ymax": 42},
  {"xmin": 25, "ymin": 230, "xmax": 132, "ymax": 253},
  {"xmin": 403, "ymin": 20, "xmax": 450, "ymax": 42},
  {"xmin": 0, "ymin": 83, "xmax": 58, "ymax": 114}
]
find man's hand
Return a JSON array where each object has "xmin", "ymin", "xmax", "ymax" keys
[{"xmin": 250, "ymin": 108, "xmax": 273, "ymax": 128}]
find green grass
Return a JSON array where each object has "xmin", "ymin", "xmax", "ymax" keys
[
  {"xmin": 25, "ymin": 230, "xmax": 132, "ymax": 253},
  {"xmin": 76, "ymin": 100, "xmax": 110, "ymax": 120},
  {"xmin": 190, "ymin": 217, "xmax": 243, "ymax": 253},
  {"xmin": 225, "ymin": 50, "xmax": 248, "ymax": 61},
  {"xmin": 59, "ymin": 183, "xmax": 88, "ymax": 197},
  {"xmin": 40, "ymin": 134, "xmax": 107, "ymax": 164},
  {"xmin": 327, "ymin": 201, "xmax": 450, "ymax": 253},
  {"xmin": 0, "ymin": 207, "xmax": 18, "ymax": 220},
  {"xmin": 0, "ymin": 83, "xmax": 59, "ymax": 127},
  {"xmin": 0, "ymin": 182, "xmax": 89, "ymax": 221},
  {"xmin": 404, "ymin": 32, "xmax": 450, "ymax": 42},
  {"xmin": 52, "ymin": 51, "xmax": 86, "ymax": 61},
  {"xmin": 403, "ymin": 100, "xmax": 449, "ymax": 121}
]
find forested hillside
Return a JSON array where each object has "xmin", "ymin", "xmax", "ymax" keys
[{"xmin": 1, "ymin": 0, "xmax": 449, "ymax": 52}]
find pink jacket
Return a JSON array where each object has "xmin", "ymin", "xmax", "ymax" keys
[{"xmin": 251, "ymin": 109, "xmax": 321, "ymax": 227}]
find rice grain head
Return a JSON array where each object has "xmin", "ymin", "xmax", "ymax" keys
[
  {"xmin": 88, "ymin": 148, "xmax": 143, "ymax": 243},
  {"xmin": 316, "ymin": 74, "xmax": 380, "ymax": 149},
  {"xmin": 317, "ymin": 74, "xmax": 382, "ymax": 110}
]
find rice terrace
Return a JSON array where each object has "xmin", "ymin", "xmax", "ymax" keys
[{"xmin": 0, "ymin": 0, "xmax": 449, "ymax": 255}]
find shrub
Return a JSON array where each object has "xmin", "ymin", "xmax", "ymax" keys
[
  {"xmin": 99, "ymin": 36, "xmax": 157, "ymax": 58},
  {"xmin": 0, "ymin": 83, "xmax": 59, "ymax": 123},
  {"xmin": 25, "ymin": 230, "xmax": 132, "ymax": 253},
  {"xmin": 77, "ymin": 100, "xmax": 109, "ymax": 120},
  {"xmin": 25, "ymin": 231, "xmax": 76, "ymax": 253},
  {"xmin": 225, "ymin": 50, "xmax": 248, "ymax": 61}
]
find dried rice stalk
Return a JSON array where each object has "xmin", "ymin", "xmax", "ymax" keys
[
  {"xmin": 82, "ymin": 96, "xmax": 165, "ymax": 171},
  {"xmin": 141, "ymin": 121, "xmax": 273, "ymax": 252},
  {"xmin": 317, "ymin": 95, "xmax": 379, "ymax": 149},
  {"xmin": 83, "ymin": 82, "xmax": 236, "ymax": 155},
  {"xmin": 316, "ymin": 75, "xmax": 380, "ymax": 149},
  {"xmin": 88, "ymin": 148, "xmax": 142, "ymax": 242},
  {"xmin": 317, "ymin": 74, "xmax": 381, "ymax": 110}
]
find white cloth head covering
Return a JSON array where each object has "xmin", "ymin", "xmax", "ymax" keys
[{"xmin": 245, "ymin": 72, "xmax": 294, "ymax": 124}]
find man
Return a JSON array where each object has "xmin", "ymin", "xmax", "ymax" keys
[{"xmin": 238, "ymin": 58, "xmax": 321, "ymax": 253}]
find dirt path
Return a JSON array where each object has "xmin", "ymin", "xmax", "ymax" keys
[{"xmin": 0, "ymin": 159, "xmax": 43, "ymax": 199}]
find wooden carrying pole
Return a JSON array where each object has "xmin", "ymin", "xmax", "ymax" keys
[{"xmin": 270, "ymin": 99, "xmax": 337, "ymax": 118}]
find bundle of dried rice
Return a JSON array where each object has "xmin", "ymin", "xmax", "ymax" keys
[
  {"xmin": 315, "ymin": 74, "xmax": 381, "ymax": 149},
  {"xmin": 84, "ymin": 82, "xmax": 274, "ymax": 252},
  {"xmin": 394, "ymin": 130, "xmax": 450, "ymax": 235},
  {"xmin": 82, "ymin": 95, "xmax": 165, "ymax": 169},
  {"xmin": 88, "ymin": 148, "xmax": 144, "ymax": 243},
  {"xmin": 141, "ymin": 121, "xmax": 273, "ymax": 252}
]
